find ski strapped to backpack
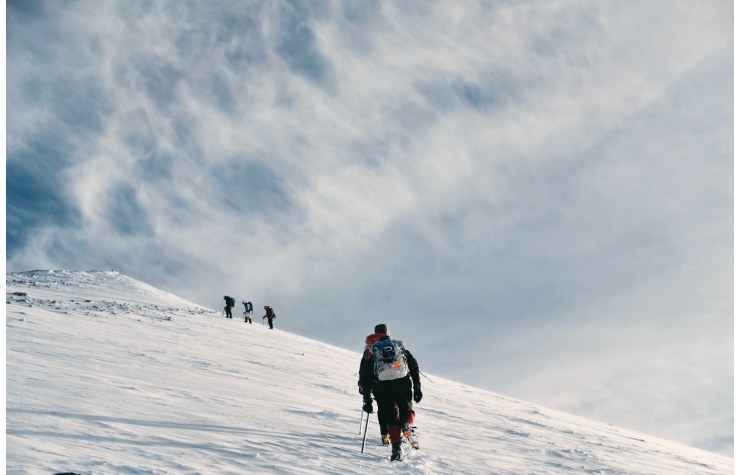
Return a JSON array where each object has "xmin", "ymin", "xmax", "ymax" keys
[{"xmin": 371, "ymin": 338, "xmax": 409, "ymax": 381}]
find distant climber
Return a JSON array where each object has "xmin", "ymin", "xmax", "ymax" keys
[
  {"xmin": 262, "ymin": 305, "xmax": 276, "ymax": 329},
  {"xmin": 242, "ymin": 301, "xmax": 253, "ymax": 323},
  {"xmin": 223, "ymin": 296, "xmax": 235, "ymax": 319}
]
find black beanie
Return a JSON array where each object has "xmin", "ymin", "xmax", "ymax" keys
[{"xmin": 374, "ymin": 323, "xmax": 388, "ymax": 334}]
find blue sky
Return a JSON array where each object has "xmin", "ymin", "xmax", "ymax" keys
[{"xmin": 6, "ymin": 0, "xmax": 733, "ymax": 454}]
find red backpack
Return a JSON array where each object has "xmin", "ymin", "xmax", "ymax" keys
[{"xmin": 363, "ymin": 333, "xmax": 383, "ymax": 360}]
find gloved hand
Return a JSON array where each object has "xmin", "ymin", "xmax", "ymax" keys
[
  {"xmin": 362, "ymin": 398, "xmax": 374, "ymax": 414},
  {"xmin": 413, "ymin": 386, "xmax": 423, "ymax": 403},
  {"xmin": 358, "ymin": 384, "xmax": 364, "ymax": 395}
]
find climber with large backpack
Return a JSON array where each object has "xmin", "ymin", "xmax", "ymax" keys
[
  {"xmin": 242, "ymin": 301, "xmax": 253, "ymax": 323},
  {"xmin": 358, "ymin": 331, "xmax": 391, "ymax": 446},
  {"xmin": 223, "ymin": 296, "xmax": 236, "ymax": 318},
  {"xmin": 358, "ymin": 323, "xmax": 422, "ymax": 461},
  {"xmin": 262, "ymin": 305, "xmax": 276, "ymax": 329}
]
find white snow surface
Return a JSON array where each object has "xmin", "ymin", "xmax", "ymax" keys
[{"xmin": 6, "ymin": 270, "xmax": 733, "ymax": 475}]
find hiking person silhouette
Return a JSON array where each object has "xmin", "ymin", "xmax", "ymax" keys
[
  {"xmin": 223, "ymin": 296, "xmax": 235, "ymax": 319},
  {"xmin": 242, "ymin": 301, "xmax": 253, "ymax": 323},
  {"xmin": 358, "ymin": 323, "xmax": 422, "ymax": 461},
  {"xmin": 262, "ymin": 305, "xmax": 276, "ymax": 329}
]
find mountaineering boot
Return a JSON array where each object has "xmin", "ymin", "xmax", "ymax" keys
[
  {"xmin": 390, "ymin": 442, "xmax": 403, "ymax": 461},
  {"xmin": 382, "ymin": 434, "xmax": 390, "ymax": 446}
]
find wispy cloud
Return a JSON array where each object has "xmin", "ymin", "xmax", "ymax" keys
[{"xmin": 7, "ymin": 0, "xmax": 733, "ymax": 454}]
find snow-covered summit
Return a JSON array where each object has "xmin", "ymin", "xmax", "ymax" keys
[
  {"xmin": 6, "ymin": 271, "xmax": 733, "ymax": 474},
  {"xmin": 7, "ymin": 270, "xmax": 204, "ymax": 308}
]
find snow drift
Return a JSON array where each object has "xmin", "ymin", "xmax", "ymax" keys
[{"xmin": 6, "ymin": 270, "xmax": 732, "ymax": 474}]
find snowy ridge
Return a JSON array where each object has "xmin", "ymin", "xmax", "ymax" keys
[
  {"xmin": 6, "ymin": 271, "xmax": 733, "ymax": 474},
  {"xmin": 8, "ymin": 270, "xmax": 206, "ymax": 307}
]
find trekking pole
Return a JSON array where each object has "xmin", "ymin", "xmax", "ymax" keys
[
  {"xmin": 360, "ymin": 411, "xmax": 370, "ymax": 453},
  {"xmin": 359, "ymin": 408, "xmax": 365, "ymax": 435}
]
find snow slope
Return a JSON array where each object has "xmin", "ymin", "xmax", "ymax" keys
[{"xmin": 6, "ymin": 271, "xmax": 733, "ymax": 475}]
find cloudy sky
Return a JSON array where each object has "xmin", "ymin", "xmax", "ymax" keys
[{"xmin": 6, "ymin": 0, "xmax": 733, "ymax": 455}]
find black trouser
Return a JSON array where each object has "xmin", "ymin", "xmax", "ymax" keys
[
  {"xmin": 266, "ymin": 317, "xmax": 274, "ymax": 329},
  {"xmin": 373, "ymin": 378, "xmax": 413, "ymax": 443},
  {"xmin": 225, "ymin": 306, "xmax": 233, "ymax": 318},
  {"xmin": 371, "ymin": 390, "xmax": 389, "ymax": 435}
]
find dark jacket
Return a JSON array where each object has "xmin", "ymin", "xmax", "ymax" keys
[{"xmin": 359, "ymin": 335, "xmax": 420, "ymax": 395}]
